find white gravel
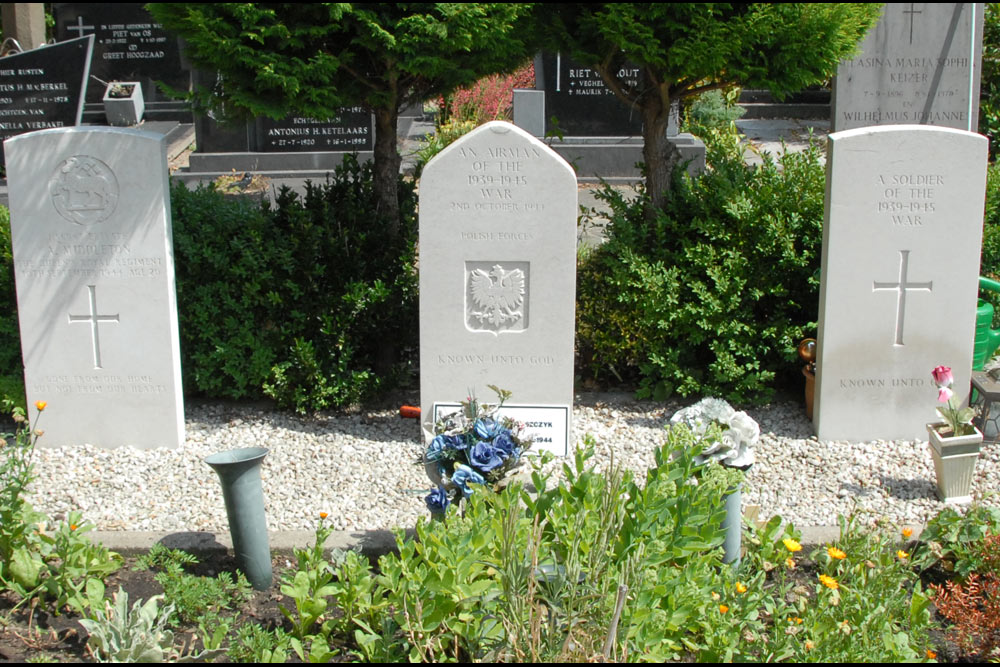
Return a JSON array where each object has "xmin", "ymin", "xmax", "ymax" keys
[{"xmin": 23, "ymin": 393, "xmax": 1000, "ymax": 532}]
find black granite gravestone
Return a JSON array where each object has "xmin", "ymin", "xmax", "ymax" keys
[
  {"xmin": 0, "ymin": 35, "xmax": 93, "ymax": 166},
  {"xmin": 53, "ymin": 3, "xmax": 190, "ymax": 121},
  {"xmin": 255, "ymin": 108, "xmax": 374, "ymax": 153},
  {"xmin": 539, "ymin": 52, "xmax": 643, "ymax": 137}
]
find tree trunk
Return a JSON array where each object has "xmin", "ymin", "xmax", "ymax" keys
[
  {"xmin": 373, "ymin": 106, "xmax": 402, "ymax": 239},
  {"xmin": 372, "ymin": 105, "xmax": 402, "ymax": 376},
  {"xmin": 641, "ymin": 101, "xmax": 683, "ymax": 217}
]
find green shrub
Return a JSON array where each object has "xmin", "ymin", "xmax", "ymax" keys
[
  {"xmin": 171, "ymin": 155, "xmax": 418, "ymax": 411},
  {"xmin": 979, "ymin": 3, "xmax": 1000, "ymax": 160},
  {"xmin": 0, "ymin": 205, "xmax": 23, "ymax": 408},
  {"xmin": 576, "ymin": 129, "xmax": 826, "ymax": 402}
]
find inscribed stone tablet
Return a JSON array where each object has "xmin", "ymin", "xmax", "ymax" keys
[
  {"xmin": 0, "ymin": 35, "xmax": 92, "ymax": 165},
  {"xmin": 540, "ymin": 52, "xmax": 643, "ymax": 137},
  {"xmin": 5, "ymin": 127, "xmax": 184, "ymax": 448},
  {"xmin": 419, "ymin": 121, "xmax": 577, "ymax": 456},
  {"xmin": 814, "ymin": 125, "xmax": 987, "ymax": 441},
  {"xmin": 833, "ymin": 3, "xmax": 984, "ymax": 132}
]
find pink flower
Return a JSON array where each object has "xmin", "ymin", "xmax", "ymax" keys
[
  {"xmin": 931, "ymin": 365, "xmax": 954, "ymax": 388},
  {"xmin": 938, "ymin": 386, "xmax": 954, "ymax": 403}
]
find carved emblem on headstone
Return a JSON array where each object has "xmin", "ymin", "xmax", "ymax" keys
[
  {"xmin": 49, "ymin": 155, "xmax": 119, "ymax": 225},
  {"xmin": 466, "ymin": 261, "xmax": 529, "ymax": 333}
]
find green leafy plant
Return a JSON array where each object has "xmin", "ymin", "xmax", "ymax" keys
[
  {"xmin": 79, "ymin": 590, "xmax": 223, "ymax": 663},
  {"xmin": 227, "ymin": 623, "xmax": 292, "ymax": 663},
  {"xmin": 576, "ymin": 128, "xmax": 826, "ymax": 402},
  {"xmin": 913, "ymin": 504, "xmax": 1000, "ymax": 577},
  {"xmin": 278, "ymin": 516, "xmax": 338, "ymax": 642},
  {"xmin": 135, "ymin": 543, "xmax": 250, "ymax": 650}
]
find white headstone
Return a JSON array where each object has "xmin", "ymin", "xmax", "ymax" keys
[
  {"xmin": 5, "ymin": 127, "xmax": 184, "ymax": 448},
  {"xmin": 814, "ymin": 125, "xmax": 987, "ymax": 441},
  {"xmin": 419, "ymin": 121, "xmax": 577, "ymax": 456},
  {"xmin": 833, "ymin": 3, "xmax": 984, "ymax": 132}
]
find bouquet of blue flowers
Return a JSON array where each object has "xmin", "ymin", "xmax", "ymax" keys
[{"xmin": 422, "ymin": 385, "xmax": 533, "ymax": 515}]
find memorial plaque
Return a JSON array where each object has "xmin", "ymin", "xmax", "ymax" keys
[
  {"xmin": 255, "ymin": 108, "xmax": 374, "ymax": 153},
  {"xmin": 53, "ymin": 3, "xmax": 187, "ymax": 106},
  {"xmin": 833, "ymin": 3, "xmax": 984, "ymax": 132},
  {"xmin": 0, "ymin": 36, "xmax": 92, "ymax": 165},
  {"xmin": 419, "ymin": 121, "xmax": 577, "ymax": 456},
  {"xmin": 814, "ymin": 125, "xmax": 987, "ymax": 441},
  {"xmin": 5, "ymin": 127, "xmax": 185, "ymax": 448},
  {"xmin": 539, "ymin": 52, "xmax": 643, "ymax": 137}
]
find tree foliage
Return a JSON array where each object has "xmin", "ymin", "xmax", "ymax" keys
[
  {"xmin": 149, "ymin": 3, "xmax": 536, "ymax": 233},
  {"xmin": 535, "ymin": 3, "xmax": 882, "ymax": 211}
]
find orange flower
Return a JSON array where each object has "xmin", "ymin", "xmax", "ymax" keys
[
  {"xmin": 69, "ymin": 524, "xmax": 78, "ymax": 531},
  {"xmin": 819, "ymin": 574, "xmax": 839, "ymax": 590},
  {"xmin": 827, "ymin": 546, "xmax": 847, "ymax": 560},
  {"xmin": 897, "ymin": 550, "xmax": 910, "ymax": 560},
  {"xmin": 319, "ymin": 512, "xmax": 328, "ymax": 519},
  {"xmin": 719, "ymin": 604, "xmax": 729, "ymax": 614},
  {"xmin": 735, "ymin": 582, "xmax": 747, "ymax": 594},
  {"xmin": 805, "ymin": 640, "xmax": 815, "ymax": 651},
  {"xmin": 34, "ymin": 400, "xmax": 46, "ymax": 412},
  {"xmin": 783, "ymin": 538, "xmax": 802, "ymax": 552},
  {"xmin": 785, "ymin": 557, "xmax": 797, "ymax": 569},
  {"xmin": 926, "ymin": 649, "xmax": 937, "ymax": 659},
  {"xmin": 902, "ymin": 527, "xmax": 913, "ymax": 539}
]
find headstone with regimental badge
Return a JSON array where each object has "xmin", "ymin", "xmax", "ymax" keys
[
  {"xmin": 419, "ymin": 121, "xmax": 576, "ymax": 456},
  {"xmin": 5, "ymin": 126, "xmax": 184, "ymax": 448},
  {"xmin": 814, "ymin": 125, "xmax": 987, "ymax": 441}
]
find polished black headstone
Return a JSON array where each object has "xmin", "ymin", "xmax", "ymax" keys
[
  {"xmin": 539, "ymin": 52, "xmax": 643, "ymax": 137},
  {"xmin": 53, "ymin": 3, "xmax": 187, "ymax": 105},
  {"xmin": 255, "ymin": 108, "xmax": 374, "ymax": 153},
  {"xmin": 0, "ymin": 35, "xmax": 93, "ymax": 166}
]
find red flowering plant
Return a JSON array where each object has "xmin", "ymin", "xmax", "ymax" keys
[{"xmin": 931, "ymin": 365, "xmax": 976, "ymax": 436}]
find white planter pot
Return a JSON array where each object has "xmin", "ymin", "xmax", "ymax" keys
[
  {"xmin": 102, "ymin": 82, "xmax": 144, "ymax": 126},
  {"xmin": 926, "ymin": 422, "xmax": 982, "ymax": 504}
]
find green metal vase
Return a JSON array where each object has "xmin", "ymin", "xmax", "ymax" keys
[{"xmin": 204, "ymin": 447, "xmax": 272, "ymax": 590}]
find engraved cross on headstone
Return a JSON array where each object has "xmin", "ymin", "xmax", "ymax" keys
[
  {"xmin": 903, "ymin": 3, "xmax": 922, "ymax": 45},
  {"xmin": 66, "ymin": 16, "xmax": 95, "ymax": 38},
  {"xmin": 68, "ymin": 285, "xmax": 119, "ymax": 369},
  {"xmin": 873, "ymin": 249, "xmax": 933, "ymax": 346}
]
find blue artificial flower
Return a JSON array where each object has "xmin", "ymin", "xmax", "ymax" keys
[
  {"xmin": 474, "ymin": 417, "xmax": 501, "ymax": 440},
  {"xmin": 425, "ymin": 486, "xmax": 450, "ymax": 515},
  {"xmin": 492, "ymin": 430, "xmax": 517, "ymax": 457},
  {"xmin": 444, "ymin": 433, "xmax": 469, "ymax": 450},
  {"xmin": 451, "ymin": 463, "xmax": 486, "ymax": 497},
  {"xmin": 426, "ymin": 435, "xmax": 448, "ymax": 462},
  {"xmin": 469, "ymin": 440, "xmax": 507, "ymax": 472}
]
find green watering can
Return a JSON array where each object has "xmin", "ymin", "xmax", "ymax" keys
[{"xmin": 974, "ymin": 276, "xmax": 1000, "ymax": 371}]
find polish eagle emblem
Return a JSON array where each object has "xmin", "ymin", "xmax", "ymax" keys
[{"xmin": 469, "ymin": 264, "xmax": 525, "ymax": 328}]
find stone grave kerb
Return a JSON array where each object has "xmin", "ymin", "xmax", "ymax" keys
[
  {"xmin": 418, "ymin": 120, "xmax": 578, "ymax": 455},
  {"xmin": 5, "ymin": 126, "xmax": 184, "ymax": 448}
]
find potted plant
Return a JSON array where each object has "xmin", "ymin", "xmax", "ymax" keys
[
  {"xmin": 927, "ymin": 365, "xmax": 983, "ymax": 504},
  {"xmin": 100, "ymin": 79, "xmax": 145, "ymax": 127}
]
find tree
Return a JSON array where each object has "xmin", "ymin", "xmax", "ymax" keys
[
  {"xmin": 149, "ymin": 3, "xmax": 536, "ymax": 237},
  {"xmin": 535, "ymin": 3, "xmax": 881, "ymax": 213}
]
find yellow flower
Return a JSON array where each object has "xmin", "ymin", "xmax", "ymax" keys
[
  {"xmin": 783, "ymin": 538, "xmax": 803, "ymax": 552},
  {"xmin": 902, "ymin": 527, "xmax": 913, "ymax": 539},
  {"xmin": 827, "ymin": 546, "xmax": 847, "ymax": 560},
  {"xmin": 819, "ymin": 574, "xmax": 839, "ymax": 590},
  {"xmin": 785, "ymin": 557, "xmax": 797, "ymax": 569},
  {"xmin": 897, "ymin": 550, "xmax": 909, "ymax": 560},
  {"xmin": 735, "ymin": 582, "xmax": 747, "ymax": 594},
  {"xmin": 719, "ymin": 604, "xmax": 729, "ymax": 614},
  {"xmin": 34, "ymin": 400, "xmax": 46, "ymax": 412}
]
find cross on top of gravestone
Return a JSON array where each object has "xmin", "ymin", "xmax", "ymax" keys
[
  {"xmin": 814, "ymin": 124, "xmax": 987, "ymax": 442},
  {"xmin": 872, "ymin": 249, "xmax": 933, "ymax": 346},
  {"xmin": 419, "ymin": 121, "xmax": 577, "ymax": 456}
]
